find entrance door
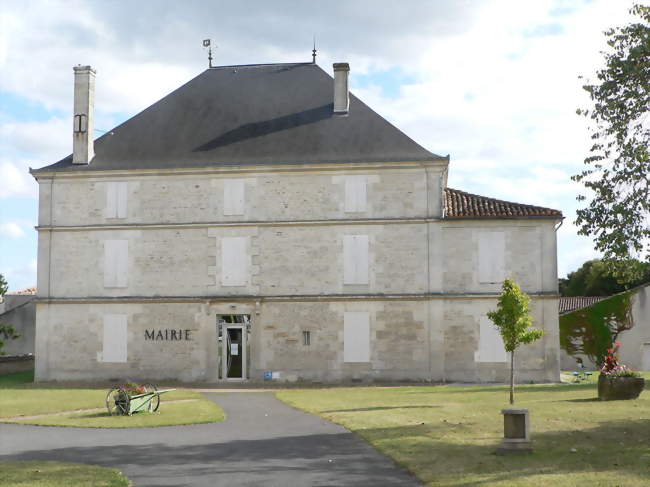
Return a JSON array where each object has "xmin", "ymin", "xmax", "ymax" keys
[
  {"xmin": 217, "ymin": 315, "xmax": 250, "ymax": 380},
  {"xmin": 226, "ymin": 327, "xmax": 244, "ymax": 379}
]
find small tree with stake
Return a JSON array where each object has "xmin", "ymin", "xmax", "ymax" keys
[{"xmin": 487, "ymin": 279, "xmax": 544, "ymax": 405}]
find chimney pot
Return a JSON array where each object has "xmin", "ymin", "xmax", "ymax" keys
[
  {"xmin": 72, "ymin": 65, "xmax": 96, "ymax": 164},
  {"xmin": 333, "ymin": 62, "xmax": 350, "ymax": 115}
]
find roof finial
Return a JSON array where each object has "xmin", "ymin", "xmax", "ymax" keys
[
  {"xmin": 312, "ymin": 36, "xmax": 317, "ymax": 64},
  {"xmin": 203, "ymin": 39, "xmax": 215, "ymax": 68}
]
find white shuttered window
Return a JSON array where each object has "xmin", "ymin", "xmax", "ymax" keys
[
  {"xmin": 223, "ymin": 179, "xmax": 245, "ymax": 216},
  {"xmin": 105, "ymin": 182, "xmax": 128, "ymax": 219},
  {"xmin": 344, "ymin": 176, "xmax": 367, "ymax": 213},
  {"xmin": 478, "ymin": 232, "xmax": 506, "ymax": 283},
  {"xmin": 344, "ymin": 311, "xmax": 370, "ymax": 362},
  {"xmin": 343, "ymin": 235, "xmax": 369, "ymax": 285},
  {"xmin": 475, "ymin": 316, "xmax": 508, "ymax": 363},
  {"xmin": 102, "ymin": 314, "xmax": 127, "ymax": 363},
  {"xmin": 221, "ymin": 237, "xmax": 248, "ymax": 286},
  {"xmin": 104, "ymin": 240, "xmax": 128, "ymax": 288}
]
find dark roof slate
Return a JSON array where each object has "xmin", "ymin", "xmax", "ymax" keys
[
  {"xmin": 444, "ymin": 188, "xmax": 562, "ymax": 219},
  {"xmin": 34, "ymin": 63, "xmax": 442, "ymax": 173}
]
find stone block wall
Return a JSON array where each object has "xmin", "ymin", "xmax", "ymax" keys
[{"xmin": 34, "ymin": 297, "xmax": 559, "ymax": 383}]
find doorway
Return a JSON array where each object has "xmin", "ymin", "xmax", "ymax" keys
[{"xmin": 217, "ymin": 315, "xmax": 250, "ymax": 380}]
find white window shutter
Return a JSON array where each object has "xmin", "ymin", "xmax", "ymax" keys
[
  {"xmin": 221, "ymin": 237, "xmax": 248, "ymax": 286},
  {"xmin": 345, "ymin": 176, "xmax": 367, "ymax": 213},
  {"xmin": 344, "ymin": 311, "xmax": 370, "ymax": 362},
  {"xmin": 224, "ymin": 179, "xmax": 245, "ymax": 216},
  {"xmin": 102, "ymin": 314, "xmax": 128, "ymax": 363},
  {"xmin": 343, "ymin": 235, "xmax": 369, "ymax": 284},
  {"xmin": 105, "ymin": 182, "xmax": 117, "ymax": 218},
  {"xmin": 116, "ymin": 182, "xmax": 128, "ymax": 218},
  {"xmin": 478, "ymin": 232, "xmax": 506, "ymax": 283},
  {"xmin": 106, "ymin": 182, "xmax": 128, "ymax": 219},
  {"xmin": 475, "ymin": 316, "xmax": 508, "ymax": 362},
  {"xmin": 104, "ymin": 240, "xmax": 129, "ymax": 288}
]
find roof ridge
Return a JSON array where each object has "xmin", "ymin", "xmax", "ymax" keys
[{"xmin": 208, "ymin": 62, "xmax": 314, "ymax": 70}]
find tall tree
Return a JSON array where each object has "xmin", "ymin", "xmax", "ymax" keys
[
  {"xmin": 487, "ymin": 279, "xmax": 545, "ymax": 405},
  {"xmin": 574, "ymin": 4, "xmax": 650, "ymax": 282},
  {"xmin": 559, "ymin": 258, "xmax": 650, "ymax": 296}
]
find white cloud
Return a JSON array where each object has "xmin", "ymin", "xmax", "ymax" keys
[
  {"xmin": 0, "ymin": 222, "xmax": 25, "ymax": 239},
  {"xmin": 0, "ymin": 118, "xmax": 69, "ymax": 159},
  {"xmin": 0, "ymin": 161, "xmax": 38, "ymax": 199},
  {"xmin": 0, "ymin": 0, "xmax": 640, "ymax": 280}
]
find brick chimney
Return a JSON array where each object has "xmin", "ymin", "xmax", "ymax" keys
[
  {"xmin": 333, "ymin": 62, "xmax": 350, "ymax": 115},
  {"xmin": 72, "ymin": 65, "xmax": 96, "ymax": 164}
]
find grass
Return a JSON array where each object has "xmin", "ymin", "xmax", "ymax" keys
[
  {"xmin": 277, "ymin": 377, "xmax": 650, "ymax": 487},
  {"xmin": 0, "ymin": 461, "xmax": 129, "ymax": 486},
  {"xmin": 0, "ymin": 370, "xmax": 225, "ymax": 428}
]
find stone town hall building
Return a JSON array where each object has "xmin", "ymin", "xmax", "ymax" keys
[{"xmin": 32, "ymin": 61, "xmax": 562, "ymax": 383}]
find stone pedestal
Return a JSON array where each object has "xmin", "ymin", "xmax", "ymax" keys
[{"xmin": 498, "ymin": 408, "xmax": 532, "ymax": 454}]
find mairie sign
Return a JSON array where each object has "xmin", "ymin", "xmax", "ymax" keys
[{"xmin": 144, "ymin": 329, "xmax": 193, "ymax": 341}]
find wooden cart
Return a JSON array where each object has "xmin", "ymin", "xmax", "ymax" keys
[{"xmin": 105, "ymin": 384, "xmax": 175, "ymax": 416}]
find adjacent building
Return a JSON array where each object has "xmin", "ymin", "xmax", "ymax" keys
[{"xmin": 31, "ymin": 61, "xmax": 563, "ymax": 383}]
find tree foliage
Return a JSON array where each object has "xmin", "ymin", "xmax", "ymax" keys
[
  {"xmin": 559, "ymin": 290, "xmax": 635, "ymax": 366},
  {"xmin": 574, "ymin": 4, "xmax": 650, "ymax": 282},
  {"xmin": 0, "ymin": 274, "xmax": 7, "ymax": 299},
  {"xmin": 487, "ymin": 279, "xmax": 544, "ymax": 404},
  {"xmin": 559, "ymin": 258, "xmax": 650, "ymax": 296},
  {"xmin": 0, "ymin": 273, "xmax": 20, "ymax": 355}
]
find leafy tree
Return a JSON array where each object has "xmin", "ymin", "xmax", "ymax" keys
[
  {"xmin": 487, "ymin": 279, "xmax": 545, "ymax": 405},
  {"xmin": 0, "ymin": 273, "xmax": 20, "ymax": 355},
  {"xmin": 574, "ymin": 4, "xmax": 650, "ymax": 282},
  {"xmin": 0, "ymin": 274, "xmax": 7, "ymax": 298},
  {"xmin": 559, "ymin": 258, "xmax": 650, "ymax": 296}
]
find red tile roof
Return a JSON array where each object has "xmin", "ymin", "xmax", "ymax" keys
[
  {"xmin": 559, "ymin": 296, "xmax": 607, "ymax": 315},
  {"xmin": 444, "ymin": 188, "xmax": 562, "ymax": 219},
  {"xmin": 7, "ymin": 287, "xmax": 37, "ymax": 295}
]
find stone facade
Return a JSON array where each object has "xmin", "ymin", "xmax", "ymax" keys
[{"xmin": 34, "ymin": 162, "xmax": 561, "ymax": 383}]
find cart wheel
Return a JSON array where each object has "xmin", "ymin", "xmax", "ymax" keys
[
  {"xmin": 122, "ymin": 392, "xmax": 132, "ymax": 416},
  {"xmin": 106, "ymin": 387, "xmax": 129, "ymax": 416},
  {"xmin": 144, "ymin": 383, "xmax": 160, "ymax": 412}
]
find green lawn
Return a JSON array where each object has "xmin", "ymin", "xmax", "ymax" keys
[
  {"xmin": 0, "ymin": 461, "xmax": 129, "ymax": 487},
  {"xmin": 277, "ymin": 379, "xmax": 650, "ymax": 487},
  {"xmin": 0, "ymin": 370, "xmax": 225, "ymax": 427}
]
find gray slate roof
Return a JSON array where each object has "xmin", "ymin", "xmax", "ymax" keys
[{"xmin": 35, "ymin": 63, "xmax": 442, "ymax": 173}]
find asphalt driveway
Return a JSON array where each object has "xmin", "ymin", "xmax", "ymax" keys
[{"xmin": 0, "ymin": 392, "xmax": 421, "ymax": 486}]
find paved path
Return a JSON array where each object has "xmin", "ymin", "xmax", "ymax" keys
[{"xmin": 0, "ymin": 393, "xmax": 421, "ymax": 486}]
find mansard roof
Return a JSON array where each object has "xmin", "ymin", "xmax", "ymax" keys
[
  {"xmin": 34, "ymin": 63, "xmax": 443, "ymax": 173},
  {"xmin": 444, "ymin": 188, "xmax": 563, "ymax": 219}
]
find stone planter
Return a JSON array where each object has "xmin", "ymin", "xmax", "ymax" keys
[{"xmin": 598, "ymin": 374, "xmax": 645, "ymax": 401}]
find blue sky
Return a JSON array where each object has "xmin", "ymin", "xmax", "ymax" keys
[{"xmin": 0, "ymin": 0, "xmax": 638, "ymax": 291}]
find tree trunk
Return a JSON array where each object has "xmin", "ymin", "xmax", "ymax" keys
[{"xmin": 510, "ymin": 350, "xmax": 515, "ymax": 405}]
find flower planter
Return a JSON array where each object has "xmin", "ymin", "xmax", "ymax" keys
[{"xmin": 598, "ymin": 374, "xmax": 645, "ymax": 401}]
